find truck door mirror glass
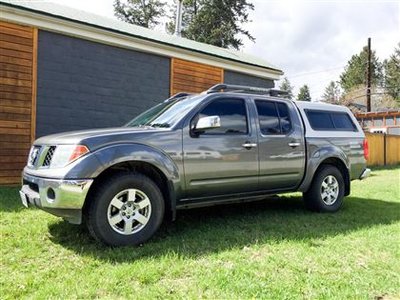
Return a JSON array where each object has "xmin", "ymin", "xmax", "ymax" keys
[{"xmin": 195, "ymin": 116, "xmax": 221, "ymax": 131}]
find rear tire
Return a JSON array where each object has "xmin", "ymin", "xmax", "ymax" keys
[
  {"xmin": 303, "ymin": 165, "xmax": 345, "ymax": 212},
  {"xmin": 86, "ymin": 172, "xmax": 164, "ymax": 246}
]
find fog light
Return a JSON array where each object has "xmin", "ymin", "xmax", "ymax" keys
[{"xmin": 47, "ymin": 188, "xmax": 55, "ymax": 201}]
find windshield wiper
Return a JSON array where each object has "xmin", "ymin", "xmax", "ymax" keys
[
  {"xmin": 135, "ymin": 124, "xmax": 154, "ymax": 128},
  {"xmin": 150, "ymin": 123, "xmax": 170, "ymax": 128}
]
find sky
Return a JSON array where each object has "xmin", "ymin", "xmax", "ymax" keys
[{"xmin": 46, "ymin": 0, "xmax": 399, "ymax": 100}]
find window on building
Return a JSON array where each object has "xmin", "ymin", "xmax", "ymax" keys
[{"xmin": 374, "ymin": 117, "xmax": 384, "ymax": 126}]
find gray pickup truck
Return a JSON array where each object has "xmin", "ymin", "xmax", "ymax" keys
[{"xmin": 20, "ymin": 84, "xmax": 370, "ymax": 246}]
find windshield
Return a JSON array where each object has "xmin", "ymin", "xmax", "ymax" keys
[{"xmin": 125, "ymin": 95, "xmax": 205, "ymax": 128}]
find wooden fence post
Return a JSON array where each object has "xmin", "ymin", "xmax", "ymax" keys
[{"xmin": 384, "ymin": 134, "xmax": 387, "ymax": 166}]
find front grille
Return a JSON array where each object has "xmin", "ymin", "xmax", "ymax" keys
[
  {"xmin": 23, "ymin": 179, "xmax": 39, "ymax": 193},
  {"xmin": 42, "ymin": 146, "xmax": 56, "ymax": 167}
]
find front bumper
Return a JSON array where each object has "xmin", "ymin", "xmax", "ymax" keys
[{"xmin": 19, "ymin": 173, "xmax": 93, "ymax": 224}]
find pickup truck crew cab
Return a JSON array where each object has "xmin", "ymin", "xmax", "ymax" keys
[{"xmin": 20, "ymin": 84, "xmax": 371, "ymax": 246}]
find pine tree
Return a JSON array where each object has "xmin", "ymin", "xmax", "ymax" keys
[
  {"xmin": 339, "ymin": 46, "xmax": 383, "ymax": 92},
  {"xmin": 279, "ymin": 77, "xmax": 294, "ymax": 100},
  {"xmin": 114, "ymin": 0, "xmax": 166, "ymax": 28},
  {"xmin": 297, "ymin": 85, "xmax": 311, "ymax": 101},
  {"xmin": 322, "ymin": 81, "xmax": 341, "ymax": 104},
  {"xmin": 383, "ymin": 43, "xmax": 400, "ymax": 104},
  {"xmin": 168, "ymin": 0, "xmax": 255, "ymax": 50}
]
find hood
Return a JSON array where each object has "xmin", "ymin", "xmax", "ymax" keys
[{"xmin": 34, "ymin": 127, "xmax": 166, "ymax": 150}]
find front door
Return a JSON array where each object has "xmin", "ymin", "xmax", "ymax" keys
[{"xmin": 182, "ymin": 97, "xmax": 259, "ymax": 199}]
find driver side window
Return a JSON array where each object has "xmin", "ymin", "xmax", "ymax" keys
[{"xmin": 198, "ymin": 98, "xmax": 248, "ymax": 135}]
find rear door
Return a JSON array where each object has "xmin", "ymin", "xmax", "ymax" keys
[{"xmin": 254, "ymin": 98, "xmax": 306, "ymax": 191}]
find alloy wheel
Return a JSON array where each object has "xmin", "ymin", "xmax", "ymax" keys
[
  {"xmin": 320, "ymin": 175, "xmax": 339, "ymax": 205},
  {"xmin": 107, "ymin": 189, "xmax": 152, "ymax": 235}
]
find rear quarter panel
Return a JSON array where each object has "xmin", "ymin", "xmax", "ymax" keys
[{"xmin": 295, "ymin": 102, "xmax": 367, "ymax": 192}]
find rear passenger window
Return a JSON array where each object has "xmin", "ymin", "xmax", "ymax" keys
[
  {"xmin": 306, "ymin": 110, "xmax": 357, "ymax": 131},
  {"xmin": 255, "ymin": 100, "xmax": 292, "ymax": 135},
  {"xmin": 277, "ymin": 103, "xmax": 292, "ymax": 134},
  {"xmin": 255, "ymin": 101, "xmax": 280, "ymax": 134}
]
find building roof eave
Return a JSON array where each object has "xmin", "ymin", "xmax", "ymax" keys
[{"xmin": 0, "ymin": 1, "xmax": 284, "ymax": 80}]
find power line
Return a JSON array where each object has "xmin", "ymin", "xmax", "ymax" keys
[
  {"xmin": 348, "ymin": 92, "xmax": 392, "ymax": 100},
  {"xmin": 288, "ymin": 65, "xmax": 346, "ymax": 79}
]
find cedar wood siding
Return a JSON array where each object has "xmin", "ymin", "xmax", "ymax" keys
[
  {"xmin": 170, "ymin": 58, "xmax": 224, "ymax": 95},
  {"xmin": 0, "ymin": 21, "xmax": 37, "ymax": 185},
  {"xmin": 170, "ymin": 58, "xmax": 275, "ymax": 95}
]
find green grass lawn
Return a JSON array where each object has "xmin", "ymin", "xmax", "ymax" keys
[{"xmin": 1, "ymin": 167, "xmax": 399, "ymax": 299}]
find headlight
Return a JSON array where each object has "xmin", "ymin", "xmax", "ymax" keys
[{"xmin": 50, "ymin": 145, "xmax": 90, "ymax": 168}]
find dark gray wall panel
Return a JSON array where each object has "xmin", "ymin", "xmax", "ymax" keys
[
  {"xmin": 36, "ymin": 31, "xmax": 170, "ymax": 137},
  {"xmin": 224, "ymin": 70, "xmax": 275, "ymax": 89}
]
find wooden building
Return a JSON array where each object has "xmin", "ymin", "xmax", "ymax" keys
[
  {"xmin": 0, "ymin": 1, "xmax": 283, "ymax": 185},
  {"xmin": 355, "ymin": 111, "xmax": 400, "ymax": 135}
]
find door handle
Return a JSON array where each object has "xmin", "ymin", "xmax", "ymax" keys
[
  {"xmin": 242, "ymin": 142, "xmax": 257, "ymax": 149},
  {"xmin": 288, "ymin": 142, "xmax": 301, "ymax": 148}
]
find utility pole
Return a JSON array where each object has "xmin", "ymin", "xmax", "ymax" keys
[{"xmin": 367, "ymin": 37, "xmax": 372, "ymax": 112}]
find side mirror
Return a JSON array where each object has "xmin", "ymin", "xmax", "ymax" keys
[{"xmin": 195, "ymin": 115, "xmax": 221, "ymax": 131}]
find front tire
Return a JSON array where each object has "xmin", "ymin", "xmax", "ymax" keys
[
  {"xmin": 86, "ymin": 173, "xmax": 164, "ymax": 246},
  {"xmin": 303, "ymin": 165, "xmax": 345, "ymax": 212}
]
